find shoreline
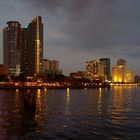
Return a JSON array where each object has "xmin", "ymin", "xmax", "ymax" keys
[{"xmin": 0, "ymin": 85, "xmax": 111, "ymax": 90}]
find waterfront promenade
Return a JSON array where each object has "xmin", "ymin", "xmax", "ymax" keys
[{"xmin": 0, "ymin": 81, "xmax": 138, "ymax": 89}]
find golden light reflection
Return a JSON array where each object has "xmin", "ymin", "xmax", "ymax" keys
[
  {"xmin": 110, "ymin": 87, "xmax": 132, "ymax": 125},
  {"xmin": 65, "ymin": 88, "xmax": 71, "ymax": 116},
  {"xmin": 15, "ymin": 89, "xmax": 20, "ymax": 103},
  {"xmin": 44, "ymin": 88, "xmax": 47, "ymax": 93},
  {"xmin": 16, "ymin": 89, "xmax": 19, "ymax": 93},
  {"xmin": 98, "ymin": 88, "xmax": 103, "ymax": 115},
  {"xmin": 35, "ymin": 89, "xmax": 42, "ymax": 123}
]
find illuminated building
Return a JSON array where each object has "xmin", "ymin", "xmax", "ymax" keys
[
  {"xmin": 21, "ymin": 16, "xmax": 43, "ymax": 76},
  {"xmin": 4, "ymin": 16, "xmax": 43, "ymax": 77},
  {"xmin": 28, "ymin": 16, "xmax": 43, "ymax": 76},
  {"xmin": 100, "ymin": 58, "xmax": 110, "ymax": 81},
  {"xmin": 97, "ymin": 61, "xmax": 105, "ymax": 81},
  {"xmin": 112, "ymin": 65, "xmax": 126, "ymax": 82},
  {"xmin": 3, "ymin": 21, "xmax": 21, "ymax": 75},
  {"xmin": 112, "ymin": 59, "xmax": 134, "ymax": 82},
  {"xmin": 86, "ymin": 61, "xmax": 94, "ymax": 81},
  {"xmin": 125, "ymin": 70, "xmax": 134, "ymax": 82},
  {"xmin": 86, "ymin": 60, "xmax": 105, "ymax": 81}
]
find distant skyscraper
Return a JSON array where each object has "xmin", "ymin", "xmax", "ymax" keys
[
  {"xmin": 100, "ymin": 58, "xmax": 110, "ymax": 80},
  {"xmin": 86, "ymin": 61, "xmax": 95, "ymax": 81},
  {"xmin": 50, "ymin": 60, "xmax": 59, "ymax": 73},
  {"xmin": 43, "ymin": 59, "xmax": 62, "ymax": 75},
  {"xmin": 125, "ymin": 70, "xmax": 134, "ymax": 82},
  {"xmin": 112, "ymin": 65, "xmax": 126, "ymax": 82},
  {"xmin": 117, "ymin": 59, "xmax": 126, "ymax": 67},
  {"xmin": 86, "ymin": 60, "xmax": 105, "ymax": 81},
  {"xmin": 3, "ymin": 21, "xmax": 21, "ymax": 75},
  {"xmin": 97, "ymin": 61, "xmax": 105, "ymax": 81},
  {"xmin": 112, "ymin": 59, "xmax": 134, "ymax": 82},
  {"xmin": 43, "ymin": 59, "xmax": 50, "ymax": 73}
]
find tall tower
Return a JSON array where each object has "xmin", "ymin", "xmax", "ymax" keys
[
  {"xmin": 28, "ymin": 16, "xmax": 43, "ymax": 76},
  {"xmin": 100, "ymin": 58, "xmax": 110, "ymax": 81},
  {"xmin": 3, "ymin": 21, "xmax": 21, "ymax": 75},
  {"xmin": 21, "ymin": 26, "xmax": 30, "ymax": 76},
  {"xmin": 117, "ymin": 59, "xmax": 126, "ymax": 67},
  {"xmin": 86, "ymin": 61, "xmax": 94, "ymax": 81}
]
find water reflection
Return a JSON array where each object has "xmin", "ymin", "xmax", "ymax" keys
[
  {"xmin": 19, "ymin": 89, "xmax": 36, "ymax": 111},
  {"xmin": 65, "ymin": 88, "xmax": 71, "ymax": 116},
  {"xmin": 97, "ymin": 88, "xmax": 103, "ymax": 115},
  {"xmin": 36, "ymin": 89, "xmax": 42, "ymax": 112},
  {"xmin": 110, "ymin": 87, "xmax": 133, "ymax": 126},
  {"xmin": 0, "ymin": 87, "xmax": 140, "ymax": 139},
  {"xmin": 35, "ymin": 89, "xmax": 43, "ymax": 125}
]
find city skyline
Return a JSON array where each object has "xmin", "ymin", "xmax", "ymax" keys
[
  {"xmin": 0, "ymin": 0, "xmax": 140, "ymax": 75},
  {"xmin": 3, "ymin": 16, "xmax": 43, "ymax": 76}
]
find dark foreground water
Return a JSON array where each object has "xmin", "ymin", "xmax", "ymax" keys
[{"xmin": 0, "ymin": 87, "xmax": 140, "ymax": 140}]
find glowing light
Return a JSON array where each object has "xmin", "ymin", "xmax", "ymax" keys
[{"xmin": 24, "ymin": 25, "xmax": 28, "ymax": 28}]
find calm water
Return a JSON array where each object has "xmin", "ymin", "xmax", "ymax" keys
[{"xmin": 0, "ymin": 87, "xmax": 140, "ymax": 140}]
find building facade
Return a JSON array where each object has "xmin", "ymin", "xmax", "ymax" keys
[
  {"xmin": 112, "ymin": 59, "xmax": 134, "ymax": 82},
  {"xmin": 86, "ymin": 60, "xmax": 105, "ymax": 81},
  {"xmin": 100, "ymin": 58, "xmax": 110, "ymax": 81},
  {"xmin": 3, "ymin": 21, "xmax": 21, "ymax": 75},
  {"xmin": 21, "ymin": 27, "xmax": 29, "ymax": 76},
  {"xmin": 43, "ymin": 59, "xmax": 62, "ymax": 75},
  {"xmin": 43, "ymin": 59, "xmax": 50, "ymax": 73},
  {"xmin": 117, "ymin": 59, "xmax": 126, "ymax": 67},
  {"xmin": 86, "ymin": 61, "xmax": 94, "ymax": 81},
  {"xmin": 112, "ymin": 65, "xmax": 126, "ymax": 82},
  {"xmin": 0, "ymin": 64, "xmax": 9, "ymax": 76},
  {"xmin": 70, "ymin": 71, "xmax": 86, "ymax": 79},
  {"xmin": 3, "ymin": 16, "xmax": 43, "ymax": 77},
  {"xmin": 125, "ymin": 70, "xmax": 134, "ymax": 82},
  {"xmin": 28, "ymin": 16, "xmax": 43, "ymax": 76}
]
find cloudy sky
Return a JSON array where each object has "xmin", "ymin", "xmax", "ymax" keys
[{"xmin": 0, "ymin": 0, "xmax": 140, "ymax": 75}]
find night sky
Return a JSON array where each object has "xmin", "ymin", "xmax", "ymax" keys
[{"xmin": 0, "ymin": 0, "xmax": 140, "ymax": 75}]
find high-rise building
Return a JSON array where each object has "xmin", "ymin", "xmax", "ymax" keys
[
  {"xmin": 125, "ymin": 70, "xmax": 134, "ymax": 82},
  {"xmin": 21, "ymin": 27, "xmax": 29, "ymax": 76},
  {"xmin": 49, "ymin": 60, "xmax": 59, "ymax": 73},
  {"xmin": 43, "ymin": 59, "xmax": 62, "ymax": 75},
  {"xmin": 3, "ymin": 16, "xmax": 43, "ymax": 77},
  {"xmin": 43, "ymin": 59, "xmax": 50, "ymax": 73},
  {"xmin": 117, "ymin": 59, "xmax": 126, "ymax": 67},
  {"xmin": 3, "ymin": 21, "xmax": 21, "ymax": 75},
  {"xmin": 86, "ymin": 60, "xmax": 105, "ymax": 81},
  {"xmin": 86, "ymin": 61, "xmax": 94, "ymax": 81},
  {"xmin": 112, "ymin": 59, "xmax": 134, "ymax": 82},
  {"xmin": 97, "ymin": 61, "xmax": 105, "ymax": 81},
  {"xmin": 28, "ymin": 16, "xmax": 43, "ymax": 76},
  {"xmin": 100, "ymin": 58, "xmax": 110, "ymax": 81},
  {"xmin": 112, "ymin": 65, "xmax": 126, "ymax": 82}
]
